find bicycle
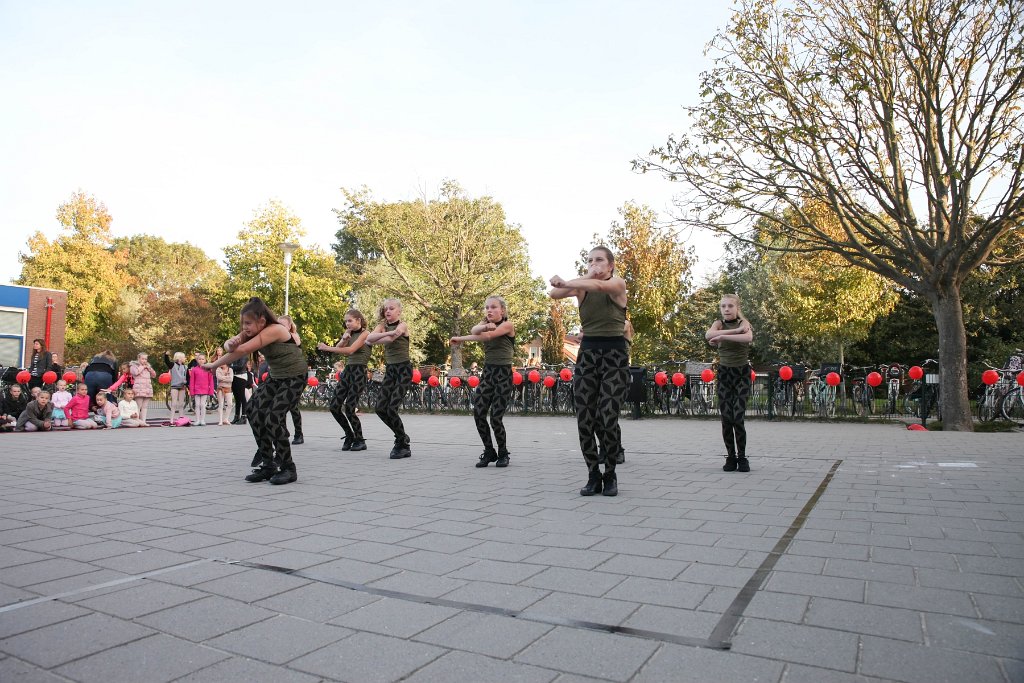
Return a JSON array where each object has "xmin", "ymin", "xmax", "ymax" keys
[
  {"xmin": 978, "ymin": 359, "xmax": 1017, "ymax": 422},
  {"xmin": 997, "ymin": 350, "xmax": 1024, "ymax": 423},
  {"xmin": 878, "ymin": 363, "xmax": 904, "ymax": 416},
  {"xmin": 847, "ymin": 364, "xmax": 876, "ymax": 417},
  {"xmin": 806, "ymin": 365, "xmax": 839, "ymax": 418},
  {"xmin": 901, "ymin": 358, "xmax": 940, "ymax": 421},
  {"xmin": 684, "ymin": 360, "xmax": 716, "ymax": 415},
  {"xmin": 770, "ymin": 362, "xmax": 805, "ymax": 417}
]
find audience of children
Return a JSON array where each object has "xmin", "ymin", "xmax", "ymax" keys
[
  {"xmin": 17, "ymin": 390, "xmax": 53, "ymax": 431},
  {"xmin": 117, "ymin": 388, "xmax": 146, "ymax": 428},
  {"xmin": 92, "ymin": 392, "xmax": 122, "ymax": 428},
  {"xmin": 50, "ymin": 380, "xmax": 72, "ymax": 427},
  {"xmin": 1, "ymin": 385, "xmax": 29, "ymax": 430},
  {"xmin": 188, "ymin": 353, "xmax": 216, "ymax": 426}
]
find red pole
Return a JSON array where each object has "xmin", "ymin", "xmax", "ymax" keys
[{"xmin": 45, "ymin": 297, "xmax": 54, "ymax": 349}]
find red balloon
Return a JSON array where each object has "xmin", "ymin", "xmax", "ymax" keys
[
  {"xmin": 468, "ymin": 375, "xmax": 480, "ymax": 388},
  {"xmin": 750, "ymin": 370, "xmax": 757, "ymax": 383},
  {"xmin": 528, "ymin": 370, "xmax": 541, "ymax": 384},
  {"xmin": 982, "ymin": 369, "xmax": 999, "ymax": 386},
  {"xmin": 16, "ymin": 370, "xmax": 31, "ymax": 384},
  {"xmin": 62, "ymin": 371, "xmax": 77, "ymax": 383},
  {"xmin": 336, "ymin": 370, "xmax": 343, "ymax": 381},
  {"xmin": 428, "ymin": 375, "xmax": 439, "ymax": 387},
  {"xmin": 262, "ymin": 372, "xmax": 269, "ymax": 382},
  {"xmin": 701, "ymin": 368, "xmax": 715, "ymax": 383},
  {"xmin": 307, "ymin": 376, "xmax": 319, "ymax": 387},
  {"xmin": 411, "ymin": 368, "xmax": 422, "ymax": 384},
  {"xmin": 826, "ymin": 372, "xmax": 841, "ymax": 386},
  {"xmin": 42, "ymin": 370, "xmax": 57, "ymax": 384},
  {"xmin": 908, "ymin": 365, "xmax": 923, "ymax": 380},
  {"xmin": 158, "ymin": 372, "xmax": 171, "ymax": 385},
  {"xmin": 672, "ymin": 372, "xmax": 685, "ymax": 387},
  {"xmin": 512, "ymin": 371, "xmax": 523, "ymax": 386},
  {"xmin": 1017, "ymin": 371, "xmax": 1024, "ymax": 387},
  {"xmin": 449, "ymin": 376, "xmax": 462, "ymax": 388},
  {"xmin": 559, "ymin": 368, "xmax": 572, "ymax": 381},
  {"xmin": 543, "ymin": 375, "xmax": 555, "ymax": 388},
  {"xmin": 866, "ymin": 371, "xmax": 882, "ymax": 387},
  {"xmin": 779, "ymin": 365, "xmax": 793, "ymax": 381},
  {"xmin": 654, "ymin": 371, "xmax": 668, "ymax": 386}
]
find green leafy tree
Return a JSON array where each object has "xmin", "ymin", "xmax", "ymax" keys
[
  {"xmin": 637, "ymin": 0, "xmax": 1024, "ymax": 430},
  {"xmin": 333, "ymin": 182, "xmax": 547, "ymax": 368},
  {"xmin": 221, "ymin": 201, "xmax": 351, "ymax": 358},
  {"xmin": 17, "ymin": 190, "xmax": 124, "ymax": 358},
  {"xmin": 541, "ymin": 299, "xmax": 579, "ymax": 365},
  {"xmin": 579, "ymin": 202, "xmax": 695, "ymax": 364}
]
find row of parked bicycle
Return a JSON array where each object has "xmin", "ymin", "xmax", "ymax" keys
[{"xmin": 295, "ymin": 352, "xmax": 1024, "ymax": 423}]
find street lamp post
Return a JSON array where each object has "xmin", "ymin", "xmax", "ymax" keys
[{"xmin": 280, "ymin": 242, "xmax": 299, "ymax": 315}]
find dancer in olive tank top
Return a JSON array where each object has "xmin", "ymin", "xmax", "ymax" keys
[
  {"xmin": 366, "ymin": 298, "xmax": 414, "ymax": 459},
  {"xmin": 549, "ymin": 246, "xmax": 628, "ymax": 497},
  {"xmin": 205, "ymin": 297, "xmax": 308, "ymax": 485},
  {"xmin": 706, "ymin": 294, "xmax": 754, "ymax": 472},
  {"xmin": 450, "ymin": 295, "xmax": 516, "ymax": 468},
  {"xmin": 318, "ymin": 309, "xmax": 371, "ymax": 452}
]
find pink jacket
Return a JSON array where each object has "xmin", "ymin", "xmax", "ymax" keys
[
  {"xmin": 188, "ymin": 365, "xmax": 216, "ymax": 396},
  {"xmin": 65, "ymin": 395, "xmax": 91, "ymax": 421},
  {"xmin": 130, "ymin": 361, "xmax": 156, "ymax": 398}
]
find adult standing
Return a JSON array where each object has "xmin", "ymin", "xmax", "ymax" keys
[
  {"xmin": 706, "ymin": 294, "xmax": 755, "ymax": 472},
  {"xmin": 205, "ymin": 297, "xmax": 307, "ymax": 485},
  {"xmin": 229, "ymin": 355, "xmax": 250, "ymax": 424},
  {"xmin": 129, "ymin": 353, "xmax": 157, "ymax": 425},
  {"xmin": 450, "ymin": 296, "xmax": 516, "ymax": 468},
  {"xmin": 83, "ymin": 349, "xmax": 117, "ymax": 408},
  {"xmin": 549, "ymin": 246, "xmax": 628, "ymax": 497},
  {"xmin": 27, "ymin": 339, "xmax": 54, "ymax": 390}
]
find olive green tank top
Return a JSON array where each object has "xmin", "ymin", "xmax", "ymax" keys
[
  {"xmin": 342, "ymin": 331, "xmax": 371, "ymax": 366},
  {"xmin": 483, "ymin": 328, "xmax": 515, "ymax": 366},
  {"xmin": 717, "ymin": 318, "xmax": 750, "ymax": 367},
  {"xmin": 383, "ymin": 321, "xmax": 410, "ymax": 364},
  {"xmin": 579, "ymin": 288, "xmax": 626, "ymax": 338},
  {"xmin": 263, "ymin": 339, "xmax": 307, "ymax": 378}
]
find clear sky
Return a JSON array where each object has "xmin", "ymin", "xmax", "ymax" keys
[{"xmin": 0, "ymin": 1, "xmax": 735, "ymax": 287}]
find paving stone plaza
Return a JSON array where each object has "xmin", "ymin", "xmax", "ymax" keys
[{"xmin": 1, "ymin": 412, "xmax": 1022, "ymax": 682}]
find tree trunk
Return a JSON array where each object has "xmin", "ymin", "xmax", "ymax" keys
[{"xmin": 930, "ymin": 288, "xmax": 973, "ymax": 431}]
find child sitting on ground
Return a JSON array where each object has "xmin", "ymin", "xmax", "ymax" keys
[
  {"xmin": 50, "ymin": 379, "xmax": 72, "ymax": 427},
  {"xmin": 117, "ymin": 388, "xmax": 145, "ymax": 428},
  {"xmin": 65, "ymin": 382, "xmax": 98, "ymax": 429},
  {"xmin": 93, "ymin": 392, "xmax": 122, "ymax": 429},
  {"xmin": 16, "ymin": 391, "xmax": 53, "ymax": 431},
  {"xmin": 1, "ymin": 385, "xmax": 29, "ymax": 431}
]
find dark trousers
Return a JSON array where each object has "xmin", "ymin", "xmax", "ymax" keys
[
  {"xmin": 231, "ymin": 376, "xmax": 248, "ymax": 420},
  {"xmin": 573, "ymin": 347, "xmax": 629, "ymax": 472},
  {"xmin": 330, "ymin": 364, "xmax": 367, "ymax": 441},
  {"xmin": 473, "ymin": 364, "xmax": 511, "ymax": 454},
  {"xmin": 290, "ymin": 405, "xmax": 303, "ymax": 437},
  {"xmin": 375, "ymin": 361, "xmax": 412, "ymax": 445},
  {"xmin": 717, "ymin": 364, "xmax": 751, "ymax": 457},
  {"xmin": 84, "ymin": 371, "xmax": 113, "ymax": 409},
  {"xmin": 248, "ymin": 375, "xmax": 306, "ymax": 472}
]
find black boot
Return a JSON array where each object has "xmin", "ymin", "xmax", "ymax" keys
[
  {"xmin": 245, "ymin": 466, "xmax": 276, "ymax": 483},
  {"xmin": 476, "ymin": 450, "xmax": 498, "ymax": 468},
  {"xmin": 737, "ymin": 456, "xmax": 750, "ymax": 473},
  {"xmin": 616, "ymin": 450, "xmax": 625, "ymax": 465},
  {"xmin": 580, "ymin": 468, "xmax": 603, "ymax": 496},
  {"xmin": 390, "ymin": 439, "xmax": 411, "ymax": 459},
  {"xmin": 270, "ymin": 468, "xmax": 297, "ymax": 485},
  {"xmin": 291, "ymin": 434, "xmax": 304, "ymax": 445},
  {"xmin": 350, "ymin": 439, "xmax": 367, "ymax": 451},
  {"xmin": 602, "ymin": 468, "xmax": 618, "ymax": 496},
  {"xmin": 495, "ymin": 451, "xmax": 510, "ymax": 468},
  {"xmin": 341, "ymin": 436, "xmax": 353, "ymax": 451},
  {"xmin": 723, "ymin": 455, "xmax": 738, "ymax": 472}
]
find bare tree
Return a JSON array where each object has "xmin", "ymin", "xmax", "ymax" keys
[{"xmin": 636, "ymin": 0, "xmax": 1024, "ymax": 430}]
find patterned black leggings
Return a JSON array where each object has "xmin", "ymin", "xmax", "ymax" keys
[
  {"xmin": 330, "ymin": 364, "xmax": 367, "ymax": 440},
  {"xmin": 248, "ymin": 374, "xmax": 306, "ymax": 472},
  {"xmin": 473, "ymin": 364, "xmax": 511, "ymax": 454},
  {"xmin": 717, "ymin": 364, "xmax": 751, "ymax": 457},
  {"xmin": 375, "ymin": 362, "xmax": 412, "ymax": 445},
  {"xmin": 573, "ymin": 347, "xmax": 629, "ymax": 472}
]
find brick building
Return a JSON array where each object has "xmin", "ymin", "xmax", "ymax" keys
[{"xmin": 0, "ymin": 284, "xmax": 67, "ymax": 370}]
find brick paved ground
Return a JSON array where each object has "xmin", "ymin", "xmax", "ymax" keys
[{"xmin": 1, "ymin": 410, "xmax": 1021, "ymax": 682}]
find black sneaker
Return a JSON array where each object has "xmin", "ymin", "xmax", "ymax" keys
[
  {"xmin": 389, "ymin": 443, "xmax": 402, "ymax": 459},
  {"xmin": 350, "ymin": 440, "xmax": 367, "ymax": 451},
  {"xmin": 579, "ymin": 469, "xmax": 603, "ymax": 496},
  {"xmin": 602, "ymin": 470, "xmax": 618, "ymax": 497},
  {"xmin": 341, "ymin": 437, "xmax": 353, "ymax": 451},
  {"xmin": 723, "ymin": 456, "xmax": 738, "ymax": 472},
  {"xmin": 291, "ymin": 434, "xmax": 304, "ymax": 445},
  {"xmin": 476, "ymin": 451, "xmax": 498, "ymax": 468},
  {"xmin": 396, "ymin": 445, "xmax": 412, "ymax": 459},
  {"xmin": 495, "ymin": 452, "xmax": 510, "ymax": 468},
  {"xmin": 245, "ymin": 467, "xmax": 276, "ymax": 483},
  {"xmin": 737, "ymin": 457, "xmax": 750, "ymax": 473},
  {"xmin": 269, "ymin": 469, "xmax": 297, "ymax": 485}
]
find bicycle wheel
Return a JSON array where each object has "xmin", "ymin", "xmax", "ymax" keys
[
  {"xmin": 978, "ymin": 389, "xmax": 998, "ymax": 422},
  {"xmin": 1000, "ymin": 388, "xmax": 1024, "ymax": 422}
]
